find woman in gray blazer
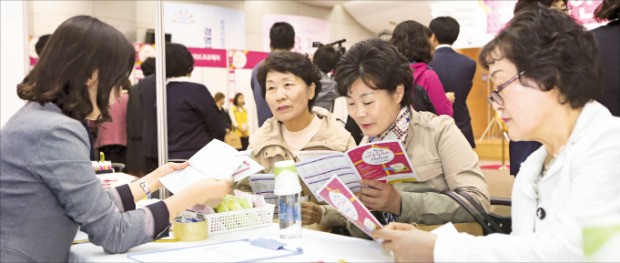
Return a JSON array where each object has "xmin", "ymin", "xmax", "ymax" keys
[{"xmin": 0, "ymin": 15, "xmax": 231, "ymax": 262}]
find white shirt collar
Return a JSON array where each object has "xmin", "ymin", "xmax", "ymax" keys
[
  {"xmin": 166, "ymin": 76, "xmax": 193, "ymax": 83},
  {"xmin": 435, "ymin": 44, "xmax": 452, "ymax": 51}
]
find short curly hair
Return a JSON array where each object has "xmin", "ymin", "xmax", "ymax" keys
[
  {"xmin": 313, "ymin": 45, "xmax": 341, "ymax": 74},
  {"xmin": 334, "ymin": 38, "xmax": 413, "ymax": 108},
  {"xmin": 479, "ymin": 6, "xmax": 601, "ymax": 109},
  {"xmin": 165, "ymin": 43, "xmax": 194, "ymax": 78},
  {"xmin": 390, "ymin": 20, "xmax": 433, "ymax": 63},
  {"xmin": 257, "ymin": 51, "xmax": 322, "ymax": 111}
]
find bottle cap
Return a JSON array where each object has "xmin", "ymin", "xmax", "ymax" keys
[{"xmin": 273, "ymin": 160, "xmax": 301, "ymax": 196}]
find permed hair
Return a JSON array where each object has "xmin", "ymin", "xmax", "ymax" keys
[
  {"xmin": 390, "ymin": 20, "xmax": 433, "ymax": 63},
  {"xmin": 257, "ymin": 51, "xmax": 322, "ymax": 111},
  {"xmin": 313, "ymin": 45, "xmax": 341, "ymax": 74},
  {"xmin": 479, "ymin": 6, "xmax": 601, "ymax": 109},
  {"xmin": 334, "ymin": 38, "xmax": 413, "ymax": 108}
]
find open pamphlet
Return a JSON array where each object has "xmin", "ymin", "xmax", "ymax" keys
[
  {"xmin": 317, "ymin": 175, "xmax": 383, "ymax": 239},
  {"xmin": 296, "ymin": 140, "xmax": 418, "ymax": 201},
  {"xmin": 159, "ymin": 139, "xmax": 264, "ymax": 194}
]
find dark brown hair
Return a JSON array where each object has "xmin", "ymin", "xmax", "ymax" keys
[
  {"xmin": 18, "ymin": 15, "xmax": 134, "ymax": 123},
  {"xmin": 334, "ymin": 38, "xmax": 413, "ymax": 108},
  {"xmin": 479, "ymin": 7, "xmax": 601, "ymax": 109},
  {"xmin": 390, "ymin": 20, "xmax": 433, "ymax": 63}
]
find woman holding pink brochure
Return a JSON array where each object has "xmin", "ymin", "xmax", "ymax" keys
[{"xmin": 301, "ymin": 38, "xmax": 489, "ymax": 239}]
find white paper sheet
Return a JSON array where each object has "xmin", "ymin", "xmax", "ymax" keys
[
  {"xmin": 159, "ymin": 140, "xmax": 263, "ymax": 194},
  {"xmin": 126, "ymin": 239, "xmax": 299, "ymax": 262}
]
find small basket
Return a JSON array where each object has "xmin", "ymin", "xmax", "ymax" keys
[{"xmin": 204, "ymin": 204, "xmax": 275, "ymax": 235}]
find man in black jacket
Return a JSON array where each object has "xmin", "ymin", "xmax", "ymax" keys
[{"xmin": 429, "ymin": 16, "xmax": 477, "ymax": 148}]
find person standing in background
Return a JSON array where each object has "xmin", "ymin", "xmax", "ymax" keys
[
  {"xmin": 89, "ymin": 79, "xmax": 130, "ymax": 164},
  {"xmin": 34, "ymin": 34, "xmax": 51, "ymax": 58},
  {"xmin": 312, "ymin": 45, "xmax": 341, "ymax": 112},
  {"xmin": 429, "ymin": 16, "xmax": 477, "ymax": 148},
  {"xmin": 390, "ymin": 20, "xmax": 454, "ymax": 117},
  {"xmin": 213, "ymin": 92, "xmax": 232, "ymax": 133},
  {"xmin": 251, "ymin": 22, "xmax": 296, "ymax": 128},
  {"xmin": 590, "ymin": 0, "xmax": 619, "ymax": 117},
  {"xmin": 125, "ymin": 57, "xmax": 155, "ymax": 177},
  {"xmin": 141, "ymin": 43, "xmax": 226, "ymax": 174},
  {"xmin": 229, "ymin": 93, "xmax": 250, "ymax": 150}
]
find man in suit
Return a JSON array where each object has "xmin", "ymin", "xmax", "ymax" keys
[
  {"xmin": 429, "ymin": 16, "xmax": 476, "ymax": 148},
  {"xmin": 251, "ymin": 22, "xmax": 296, "ymax": 127}
]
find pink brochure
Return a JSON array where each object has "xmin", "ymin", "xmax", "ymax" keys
[
  {"xmin": 317, "ymin": 175, "xmax": 383, "ymax": 238},
  {"xmin": 346, "ymin": 140, "xmax": 416, "ymax": 183}
]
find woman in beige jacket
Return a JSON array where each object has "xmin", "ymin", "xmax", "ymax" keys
[
  {"xmin": 302, "ymin": 39, "xmax": 490, "ymax": 239},
  {"xmin": 236, "ymin": 51, "xmax": 356, "ymax": 218}
]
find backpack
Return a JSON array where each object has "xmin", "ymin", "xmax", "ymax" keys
[{"xmin": 412, "ymin": 85, "xmax": 436, "ymax": 114}]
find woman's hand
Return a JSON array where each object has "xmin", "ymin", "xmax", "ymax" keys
[
  {"xmin": 200, "ymin": 177, "xmax": 233, "ymax": 207},
  {"xmin": 371, "ymin": 222, "xmax": 437, "ymax": 262},
  {"xmin": 359, "ymin": 179, "xmax": 402, "ymax": 214},
  {"xmin": 149, "ymin": 162, "xmax": 189, "ymax": 189},
  {"xmin": 130, "ymin": 162, "xmax": 189, "ymax": 202},
  {"xmin": 301, "ymin": 201, "xmax": 323, "ymax": 225}
]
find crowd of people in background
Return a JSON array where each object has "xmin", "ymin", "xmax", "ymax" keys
[{"xmin": 2, "ymin": 0, "xmax": 618, "ymax": 261}]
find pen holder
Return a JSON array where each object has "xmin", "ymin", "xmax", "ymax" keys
[{"xmin": 172, "ymin": 220, "xmax": 208, "ymax": 242}]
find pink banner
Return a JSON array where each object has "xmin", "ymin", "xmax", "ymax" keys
[
  {"xmin": 187, "ymin": 47, "xmax": 227, "ymax": 68},
  {"xmin": 244, "ymin": 51, "xmax": 269, "ymax": 69}
]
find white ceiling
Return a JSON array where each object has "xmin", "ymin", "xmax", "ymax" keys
[
  {"xmin": 301, "ymin": 1, "xmax": 438, "ymax": 36},
  {"xmin": 342, "ymin": 1, "xmax": 434, "ymax": 35}
]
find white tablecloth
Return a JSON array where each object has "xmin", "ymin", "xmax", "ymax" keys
[{"xmin": 69, "ymin": 223, "xmax": 393, "ymax": 262}]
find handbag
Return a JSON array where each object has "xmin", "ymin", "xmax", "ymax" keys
[{"xmin": 444, "ymin": 189, "xmax": 512, "ymax": 235}]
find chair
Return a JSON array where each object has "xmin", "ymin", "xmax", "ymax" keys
[{"xmin": 111, "ymin": 162, "xmax": 125, "ymax": 173}]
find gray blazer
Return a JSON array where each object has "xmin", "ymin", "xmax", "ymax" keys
[{"xmin": 0, "ymin": 102, "xmax": 167, "ymax": 262}]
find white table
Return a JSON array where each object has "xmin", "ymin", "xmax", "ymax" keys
[{"xmin": 69, "ymin": 223, "xmax": 393, "ymax": 262}]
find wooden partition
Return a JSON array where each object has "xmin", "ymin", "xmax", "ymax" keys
[
  {"xmin": 454, "ymin": 47, "xmax": 490, "ymax": 140},
  {"xmin": 455, "ymin": 47, "xmax": 509, "ymax": 161}
]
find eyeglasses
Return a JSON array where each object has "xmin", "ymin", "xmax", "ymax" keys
[
  {"xmin": 487, "ymin": 71, "xmax": 525, "ymax": 106},
  {"xmin": 560, "ymin": 6, "xmax": 572, "ymax": 14}
]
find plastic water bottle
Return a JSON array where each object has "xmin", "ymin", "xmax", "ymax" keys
[{"xmin": 274, "ymin": 160, "xmax": 302, "ymax": 239}]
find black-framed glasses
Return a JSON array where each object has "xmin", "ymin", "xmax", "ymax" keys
[
  {"xmin": 560, "ymin": 6, "xmax": 572, "ymax": 14},
  {"xmin": 487, "ymin": 71, "xmax": 525, "ymax": 106}
]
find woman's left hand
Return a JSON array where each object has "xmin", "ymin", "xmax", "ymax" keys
[{"xmin": 359, "ymin": 179, "xmax": 402, "ymax": 214}]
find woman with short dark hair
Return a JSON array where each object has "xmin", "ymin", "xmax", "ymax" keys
[
  {"xmin": 236, "ymin": 52, "xmax": 356, "ymax": 218},
  {"xmin": 371, "ymin": 7, "xmax": 620, "ymax": 262},
  {"xmin": 141, "ymin": 43, "xmax": 226, "ymax": 173},
  {"xmin": 0, "ymin": 16, "xmax": 231, "ymax": 262},
  {"xmin": 318, "ymin": 38, "xmax": 489, "ymax": 239},
  {"xmin": 390, "ymin": 20, "xmax": 453, "ymax": 116}
]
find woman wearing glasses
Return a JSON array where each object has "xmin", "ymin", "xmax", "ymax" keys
[{"xmin": 371, "ymin": 7, "xmax": 620, "ymax": 262}]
